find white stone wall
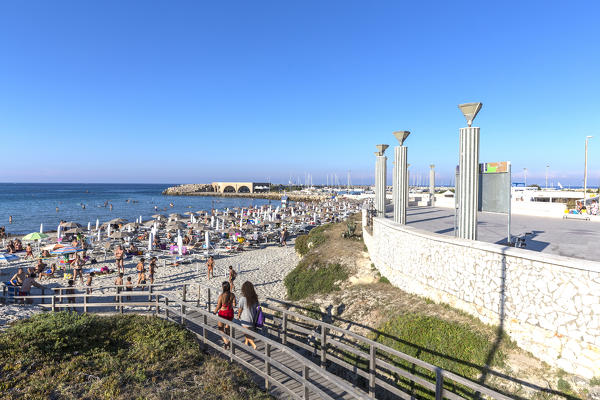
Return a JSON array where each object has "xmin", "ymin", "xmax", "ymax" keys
[{"xmin": 363, "ymin": 213, "xmax": 600, "ymax": 378}]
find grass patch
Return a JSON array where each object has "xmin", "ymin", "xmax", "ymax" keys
[
  {"xmin": 294, "ymin": 224, "xmax": 330, "ymax": 256},
  {"xmin": 590, "ymin": 376, "xmax": 600, "ymax": 386},
  {"xmin": 366, "ymin": 314, "xmax": 508, "ymax": 399},
  {"xmin": 284, "ymin": 260, "xmax": 348, "ymax": 301},
  {"xmin": 0, "ymin": 312, "xmax": 270, "ymax": 399},
  {"xmin": 379, "ymin": 275, "xmax": 390, "ymax": 284}
]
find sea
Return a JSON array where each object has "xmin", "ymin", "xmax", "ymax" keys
[{"xmin": 0, "ymin": 183, "xmax": 274, "ymax": 235}]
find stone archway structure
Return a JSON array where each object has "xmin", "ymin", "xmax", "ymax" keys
[{"xmin": 211, "ymin": 182, "xmax": 269, "ymax": 193}]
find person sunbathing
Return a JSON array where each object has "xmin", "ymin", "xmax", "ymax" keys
[
  {"xmin": 6, "ymin": 240, "xmax": 15, "ymax": 254},
  {"xmin": 35, "ymin": 259, "xmax": 47, "ymax": 275},
  {"xmin": 24, "ymin": 244, "xmax": 34, "ymax": 259},
  {"xmin": 40, "ymin": 264, "xmax": 57, "ymax": 280},
  {"xmin": 127, "ymin": 243, "xmax": 138, "ymax": 254},
  {"xmin": 10, "ymin": 268, "xmax": 26, "ymax": 286},
  {"xmin": 41, "ymin": 249, "xmax": 51, "ymax": 258},
  {"xmin": 14, "ymin": 239, "xmax": 23, "ymax": 251}
]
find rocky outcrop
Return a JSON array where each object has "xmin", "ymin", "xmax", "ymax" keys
[{"xmin": 162, "ymin": 184, "xmax": 214, "ymax": 195}]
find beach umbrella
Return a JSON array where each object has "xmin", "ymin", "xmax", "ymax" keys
[
  {"xmin": 139, "ymin": 215, "xmax": 142, "ymax": 224},
  {"xmin": 152, "ymin": 214, "xmax": 164, "ymax": 220},
  {"xmin": 22, "ymin": 232, "xmax": 49, "ymax": 241},
  {"xmin": 107, "ymin": 224, "xmax": 112, "ymax": 237},
  {"xmin": 148, "ymin": 232, "xmax": 153, "ymax": 251},
  {"xmin": 97, "ymin": 228, "xmax": 101, "ymax": 242},
  {"xmin": 95, "ymin": 219, "xmax": 99, "ymax": 230},
  {"xmin": 177, "ymin": 235, "xmax": 183, "ymax": 256},
  {"xmin": 65, "ymin": 228, "xmax": 84, "ymax": 234},
  {"xmin": 109, "ymin": 231, "xmax": 130, "ymax": 239},
  {"xmin": 51, "ymin": 246, "xmax": 78, "ymax": 255},
  {"xmin": 204, "ymin": 231, "xmax": 210, "ymax": 249},
  {"xmin": 61, "ymin": 221, "xmax": 81, "ymax": 228},
  {"xmin": 57, "ymin": 224, "xmax": 61, "ymax": 239},
  {"xmin": 42, "ymin": 243, "xmax": 63, "ymax": 251},
  {"xmin": 40, "ymin": 223, "xmax": 44, "ymax": 233},
  {"xmin": 0, "ymin": 253, "xmax": 19, "ymax": 263},
  {"xmin": 108, "ymin": 218, "xmax": 127, "ymax": 225}
]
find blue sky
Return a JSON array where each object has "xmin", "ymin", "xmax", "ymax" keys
[{"xmin": 1, "ymin": 1, "xmax": 598, "ymax": 186}]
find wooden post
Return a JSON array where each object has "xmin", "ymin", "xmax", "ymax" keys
[
  {"xmin": 320, "ymin": 326, "xmax": 327, "ymax": 368},
  {"xmin": 303, "ymin": 365, "xmax": 309, "ymax": 399},
  {"xmin": 369, "ymin": 344, "xmax": 376, "ymax": 397},
  {"xmin": 282, "ymin": 312, "xmax": 288, "ymax": 345},
  {"xmin": 180, "ymin": 303, "xmax": 185, "ymax": 325},
  {"xmin": 41, "ymin": 288, "xmax": 45, "ymax": 304},
  {"xmin": 202, "ymin": 314, "xmax": 207, "ymax": 348},
  {"xmin": 207, "ymin": 287, "xmax": 211, "ymax": 311},
  {"xmin": 155, "ymin": 295, "xmax": 159, "ymax": 315},
  {"xmin": 52, "ymin": 295, "xmax": 56, "ymax": 312},
  {"xmin": 84, "ymin": 293, "xmax": 88, "ymax": 313},
  {"xmin": 59, "ymin": 288, "xmax": 63, "ymax": 304},
  {"xmin": 165, "ymin": 297, "xmax": 169, "ymax": 319},
  {"xmin": 119, "ymin": 292, "xmax": 123, "ymax": 314},
  {"xmin": 435, "ymin": 367, "xmax": 444, "ymax": 400},
  {"xmin": 197, "ymin": 284, "xmax": 201, "ymax": 307},
  {"xmin": 148, "ymin": 285, "xmax": 153, "ymax": 301},
  {"xmin": 229, "ymin": 326, "xmax": 235, "ymax": 361},
  {"xmin": 265, "ymin": 343, "xmax": 271, "ymax": 391},
  {"xmin": 182, "ymin": 284, "xmax": 187, "ymax": 316}
]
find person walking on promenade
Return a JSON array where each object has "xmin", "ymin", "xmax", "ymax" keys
[
  {"xmin": 238, "ymin": 281, "xmax": 259, "ymax": 350},
  {"xmin": 206, "ymin": 256, "xmax": 214, "ymax": 279},
  {"xmin": 280, "ymin": 227, "xmax": 288, "ymax": 247},
  {"xmin": 214, "ymin": 281, "xmax": 236, "ymax": 349},
  {"xmin": 114, "ymin": 245, "xmax": 125, "ymax": 274},
  {"xmin": 149, "ymin": 257, "xmax": 157, "ymax": 284}
]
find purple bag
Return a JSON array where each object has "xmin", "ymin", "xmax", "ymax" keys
[{"xmin": 255, "ymin": 305, "xmax": 265, "ymax": 328}]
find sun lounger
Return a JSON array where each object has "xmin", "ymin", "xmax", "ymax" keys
[{"xmin": 563, "ymin": 214, "xmax": 590, "ymax": 221}]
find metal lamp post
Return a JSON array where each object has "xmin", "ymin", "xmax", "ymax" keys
[
  {"xmin": 429, "ymin": 164, "xmax": 435, "ymax": 206},
  {"xmin": 374, "ymin": 144, "xmax": 389, "ymax": 218},
  {"xmin": 457, "ymin": 102, "xmax": 482, "ymax": 240},
  {"xmin": 546, "ymin": 164, "xmax": 549, "ymax": 189},
  {"xmin": 392, "ymin": 131, "xmax": 410, "ymax": 224},
  {"xmin": 523, "ymin": 168, "xmax": 527, "ymax": 187},
  {"xmin": 584, "ymin": 136, "xmax": 593, "ymax": 205}
]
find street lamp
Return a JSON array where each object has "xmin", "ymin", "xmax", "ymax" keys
[
  {"xmin": 584, "ymin": 136, "xmax": 593, "ymax": 204},
  {"xmin": 392, "ymin": 131, "xmax": 410, "ymax": 224},
  {"xmin": 545, "ymin": 164, "xmax": 549, "ymax": 189},
  {"xmin": 523, "ymin": 168, "xmax": 527, "ymax": 187},
  {"xmin": 456, "ymin": 102, "xmax": 483, "ymax": 240}
]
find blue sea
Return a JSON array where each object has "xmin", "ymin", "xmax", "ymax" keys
[{"xmin": 0, "ymin": 183, "xmax": 273, "ymax": 235}]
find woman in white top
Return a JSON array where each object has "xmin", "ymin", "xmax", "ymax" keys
[{"xmin": 237, "ymin": 281, "xmax": 258, "ymax": 350}]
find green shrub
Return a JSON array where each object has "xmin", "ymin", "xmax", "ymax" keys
[
  {"xmin": 0, "ymin": 312, "xmax": 270, "ymax": 399},
  {"xmin": 284, "ymin": 260, "xmax": 348, "ymax": 300},
  {"xmin": 367, "ymin": 314, "xmax": 507, "ymax": 399},
  {"xmin": 294, "ymin": 224, "xmax": 330, "ymax": 256},
  {"xmin": 590, "ymin": 376, "xmax": 600, "ymax": 386},
  {"xmin": 379, "ymin": 275, "xmax": 390, "ymax": 284},
  {"xmin": 557, "ymin": 378, "xmax": 572, "ymax": 392}
]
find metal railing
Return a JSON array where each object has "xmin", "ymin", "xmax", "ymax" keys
[{"xmin": 1, "ymin": 283, "xmax": 511, "ymax": 399}]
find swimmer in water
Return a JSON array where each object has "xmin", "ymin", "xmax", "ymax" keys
[
  {"xmin": 170, "ymin": 203, "xmax": 174, "ymax": 208},
  {"xmin": 109, "ymin": 204, "xmax": 113, "ymax": 211},
  {"xmin": 9, "ymin": 216, "xmax": 12, "ymax": 224},
  {"xmin": 56, "ymin": 207, "xmax": 59, "ymax": 212}
]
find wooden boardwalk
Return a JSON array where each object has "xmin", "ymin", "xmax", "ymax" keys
[{"xmin": 2, "ymin": 284, "xmax": 512, "ymax": 400}]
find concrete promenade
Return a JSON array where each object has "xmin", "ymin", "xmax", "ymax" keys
[{"xmin": 390, "ymin": 206, "xmax": 599, "ymax": 261}]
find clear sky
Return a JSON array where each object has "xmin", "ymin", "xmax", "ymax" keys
[{"xmin": 1, "ymin": 1, "xmax": 599, "ymax": 186}]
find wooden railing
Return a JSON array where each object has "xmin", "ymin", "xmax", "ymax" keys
[{"xmin": 1, "ymin": 283, "xmax": 511, "ymax": 399}]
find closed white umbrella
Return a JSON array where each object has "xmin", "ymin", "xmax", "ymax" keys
[
  {"xmin": 177, "ymin": 235, "xmax": 183, "ymax": 256},
  {"xmin": 97, "ymin": 228, "xmax": 101, "ymax": 241},
  {"xmin": 210, "ymin": 216, "xmax": 215, "ymax": 228},
  {"xmin": 148, "ymin": 232, "xmax": 153, "ymax": 251},
  {"xmin": 204, "ymin": 231, "xmax": 210, "ymax": 249},
  {"xmin": 96, "ymin": 219, "xmax": 99, "ymax": 230},
  {"xmin": 57, "ymin": 224, "xmax": 61, "ymax": 239},
  {"xmin": 40, "ymin": 223, "xmax": 44, "ymax": 233},
  {"xmin": 87, "ymin": 222, "xmax": 91, "ymax": 231},
  {"xmin": 139, "ymin": 215, "xmax": 142, "ymax": 224},
  {"xmin": 107, "ymin": 224, "xmax": 111, "ymax": 237}
]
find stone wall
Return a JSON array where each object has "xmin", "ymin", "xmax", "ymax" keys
[{"xmin": 363, "ymin": 212, "xmax": 600, "ymax": 378}]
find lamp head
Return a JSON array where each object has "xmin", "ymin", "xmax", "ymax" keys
[
  {"xmin": 587, "ymin": 135, "xmax": 593, "ymax": 139},
  {"xmin": 393, "ymin": 131, "xmax": 411, "ymax": 146},
  {"xmin": 375, "ymin": 144, "xmax": 389, "ymax": 156},
  {"xmin": 430, "ymin": 164, "xmax": 435, "ymax": 169},
  {"xmin": 458, "ymin": 102, "xmax": 483, "ymax": 127}
]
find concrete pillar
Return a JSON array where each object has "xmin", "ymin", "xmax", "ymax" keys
[
  {"xmin": 393, "ymin": 146, "xmax": 408, "ymax": 224},
  {"xmin": 374, "ymin": 145, "xmax": 389, "ymax": 218},
  {"xmin": 457, "ymin": 127, "xmax": 480, "ymax": 240},
  {"xmin": 429, "ymin": 164, "xmax": 435, "ymax": 206}
]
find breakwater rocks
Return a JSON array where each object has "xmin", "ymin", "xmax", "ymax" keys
[{"xmin": 162, "ymin": 184, "xmax": 327, "ymax": 202}]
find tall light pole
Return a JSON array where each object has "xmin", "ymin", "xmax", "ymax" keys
[
  {"xmin": 457, "ymin": 102, "xmax": 482, "ymax": 240},
  {"xmin": 584, "ymin": 135, "xmax": 593, "ymax": 204},
  {"xmin": 545, "ymin": 164, "xmax": 549, "ymax": 189},
  {"xmin": 392, "ymin": 131, "xmax": 410, "ymax": 224},
  {"xmin": 374, "ymin": 144, "xmax": 389, "ymax": 218},
  {"xmin": 523, "ymin": 168, "xmax": 527, "ymax": 187}
]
